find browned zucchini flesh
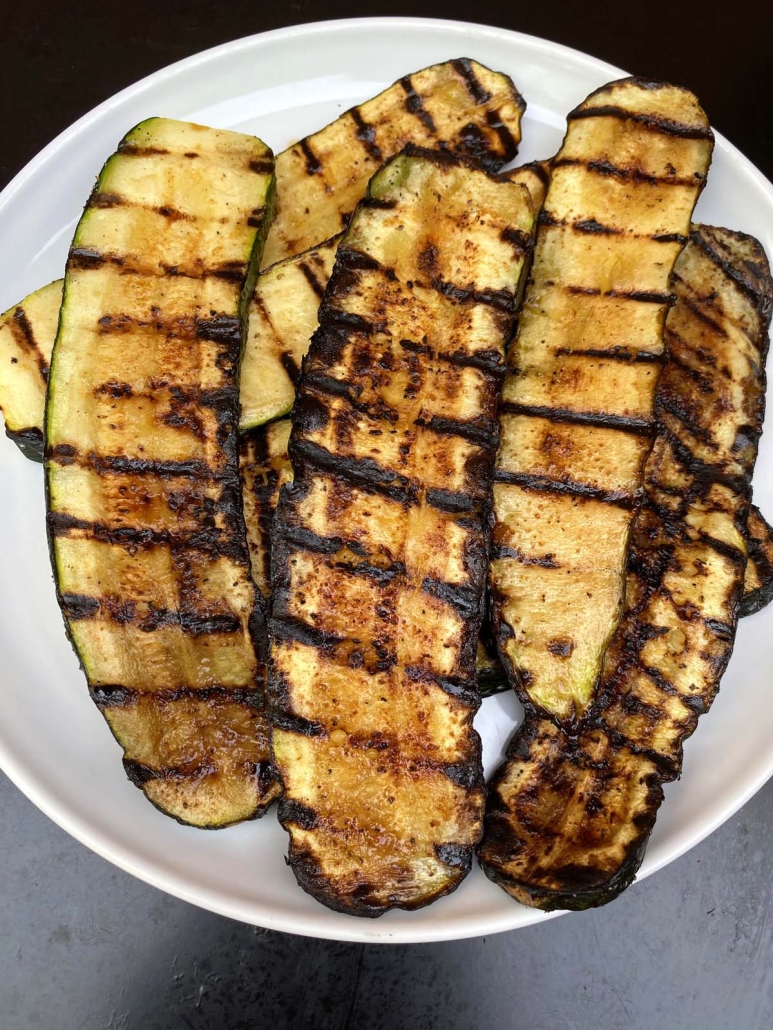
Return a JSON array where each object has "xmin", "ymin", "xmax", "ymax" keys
[
  {"xmin": 262, "ymin": 59, "xmax": 526, "ymax": 269},
  {"xmin": 741, "ymin": 505, "xmax": 773, "ymax": 615},
  {"xmin": 45, "ymin": 118, "xmax": 281, "ymax": 826},
  {"xmin": 269, "ymin": 148, "xmax": 536, "ymax": 915},
  {"xmin": 479, "ymin": 225, "xmax": 772, "ymax": 909},
  {"xmin": 490, "ymin": 78, "xmax": 713, "ymax": 729}
]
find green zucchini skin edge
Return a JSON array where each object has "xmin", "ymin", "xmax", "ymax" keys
[{"xmin": 6, "ymin": 426, "xmax": 44, "ymax": 462}]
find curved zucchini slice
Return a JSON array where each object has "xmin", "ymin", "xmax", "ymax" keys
[
  {"xmin": 269, "ymin": 148, "xmax": 535, "ymax": 915},
  {"xmin": 479, "ymin": 225, "xmax": 772, "ymax": 909},
  {"xmin": 261, "ymin": 59, "xmax": 525, "ymax": 269},
  {"xmin": 741, "ymin": 505, "xmax": 773, "ymax": 615},
  {"xmin": 45, "ymin": 118, "xmax": 281, "ymax": 827},
  {"xmin": 0, "ymin": 280, "xmax": 62, "ymax": 460},
  {"xmin": 490, "ymin": 78, "xmax": 713, "ymax": 729}
]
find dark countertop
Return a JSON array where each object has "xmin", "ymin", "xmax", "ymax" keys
[{"xmin": 2, "ymin": 4, "xmax": 772, "ymax": 1028}]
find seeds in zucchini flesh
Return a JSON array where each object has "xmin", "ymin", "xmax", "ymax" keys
[
  {"xmin": 478, "ymin": 225, "xmax": 772, "ymax": 910},
  {"xmin": 268, "ymin": 148, "xmax": 536, "ymax": 915},
  {"xmin": 490, "ymin": 78, "xmax": 713, "ymax": 729},
  {"xmin": 261, "ymin": 59, "xmax": 526, "ymax": 269},
  {"xmin": 45, "ymin": 118, "xmax": 281, "ymax": 827}
]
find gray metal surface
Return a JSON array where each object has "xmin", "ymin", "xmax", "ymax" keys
[{"xmin": 1, "ymin": 769, "xmax": 771, "ymax": 1030}]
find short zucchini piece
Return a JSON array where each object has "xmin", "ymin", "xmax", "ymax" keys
[
  {"xmin": 741, "ymin": 505, "xmax": 773, "ymax": 616},
  {"xmin": 479, "ymin": 225, "xmax": 772, "ymax": 909},
  {"xmin": 262, "ymin": 59, "xmax": 525, "ymax": 268},
  {"xmin": 269, "ymin": 148, "xmax": 536, "ymax": 915},
  {"xmin": 0, "ymin": 280, "xmax": 62, "ymax": 460},
  {"xmin": 490, "ymin": 78, "xmax": 713, "ymax": 729},
  {"xmin": 45, "ymin": 118, "xmax": 281, "ymax": 827}
]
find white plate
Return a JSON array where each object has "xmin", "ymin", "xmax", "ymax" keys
[{"xmin": 1, "ymin": 17, "xmax": 772, "ymax": 945}]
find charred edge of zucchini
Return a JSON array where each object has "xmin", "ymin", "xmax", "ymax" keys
[
  {"xmin": 285, "ymin": 835, "xmax": 477, "ymax": 919},
  {"xmin": 5, "ymin": 425, "xmax": 44, "ymax": 462},
  {"xmin": 479, "ymin": 225, "xmax": 772, "ymax": 909},
  {"xmin": 740, "ymin": 505, "xmax": 773, "ymax": 616}
]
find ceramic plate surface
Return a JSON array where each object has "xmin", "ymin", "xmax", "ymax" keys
[{"xmin": 1, "ymin": 16, "xmax": 772, "ymax": 944}]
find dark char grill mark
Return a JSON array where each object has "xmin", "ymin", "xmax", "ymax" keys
[
  {"xmin": 554, "ymin": 346, "xmax": 663, "ymax": 363},
  {"xmin": 249, "ymin": 159, "xmax": 274, "ymax": 175},
  {"xmin": 404, "ymin": 665, "xmax": 480, "ymax": 708},
  {"xmin": 349, "ymin": 108, "xmax": 383, "ymax": 164},
  {"xmin": 269, "ymin": 615, "xmax": 343, "ymax": 650},
  {"xmin": 298, "ymin": 260, "xmax": 327, "ymax": 298},
  {"xmin": 123, "ymin": 759, "xmax": 216, "ymax": 787},
  {"xmin": 489, "ymin": 543, "xmax": 561, "ymax": 568},
  {"xmin": 291, "ymin": 439, "xmax": 414, "ymax": 502},
  {"xmin": 280, "ymin": 351, "xmax": 301, "ymax": 384},
  {"xmin": 553, "ymin": 156, "xmax": 703, "ymax": 188},
  {"xmin": 414, "ymin": 413, "xmax": 499, "ymax": 448},
  {"xmin": 431, "ymin": 277, "xmax": 515, "ymax": 314},
  {"xmin": 452, "ymin": 58, "xmax": 492, "ymax": 105},
  {"xmin": 493, "ymin": 470, "xmax": 635, "ymax": 507},
  {"xmin": 117, "ymin": 144, "xmax": 169, "ymax": 156},
  {"xmin": 9, "ymin": 306, "xmax": 49, "ymax": 379},
  {"xmin": 93, "ymin": 684, "xmax": 263, "ymax": 709},
  {"xmin": 422, "ymin": 578, "xmax": 481, "ymax": 619},
  {"xmin": 501, "ymin": 401, "xmax": 654, "ymax": 435},
  {"xmin": 399, "ymin": 76, "xmax": 437, "ymax": 132},
  {"xmin": 299, "ymin": 139, "xmax": 322, "ymax": 176},
  {"xmin": 567, "ymin": 104, "xmax": 713, "ymax": 140}
]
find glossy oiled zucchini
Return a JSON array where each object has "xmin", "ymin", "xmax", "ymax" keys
[
  {"xmin": 269, "ymin": 148, "xmax": 535, "ymax": 915},
  {"xmin": 479, "ymin": 225, "xmax": 772, "ymax": 909},
  {"xmin": 490, "ymin": 78, "xmax": 713, "ymax": 729},
  {"xmin": 45, "ymin": 118, "xmax": 281, "ymax": 827},
  {"xmin": 261, "ymin": 59, "xmax": 525, "ymax": 269}
]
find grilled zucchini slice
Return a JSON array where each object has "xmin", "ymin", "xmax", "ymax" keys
[
  {"xmin": 262, "ymin": 59, "xmax": 525, "ymax": 269},
  {"xmin": 490, "ymin": 78, "xmax": 713, "ymax": 729},
  {"xmin": 0, "ymin": 280, "xmax": 62, "ymax": 460},
  {"xmin": 741, "ymin": 505, "xmax": 773, "ymax": 615},
  {"xmin": 269, "ymin": 148, "xmax": 535, "ymax": 915},
  {"xmin": 479, "ymin": 225, "xmax": 772, "ymax": 909},
  {"xmin": 45, "ymin": 118, "xmax": 281, "ymax": 826}
]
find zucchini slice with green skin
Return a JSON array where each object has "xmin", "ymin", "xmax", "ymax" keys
[
  {"xmin": 45, "ymin": 118, "xmax": 282, "ymax": 827},
  {"xmin": 261, "ymin": 59, "xmax": 525, "ymax": 269},
  {"xmin": 479, "ymin": 225, "xmax": 772, "ymax": 910},
  {"xmin": 269, "ymin": 148, "xmax": 536, "ymax": 916},
  {"xmin": 490, "ymin": 78, "xmax": 713, "ymax": 730},
  {"xmin": 741, "ymin": 505, "xmax": 773, "ymax": 615},
  {"xmin": 0, "ymin": 280, "xmax": 62, "ymax": 461}
]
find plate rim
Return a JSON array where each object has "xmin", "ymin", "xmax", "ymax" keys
[{"xmin": 2, "ymin": 14, "xmax": 773, "ymax": 944}]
